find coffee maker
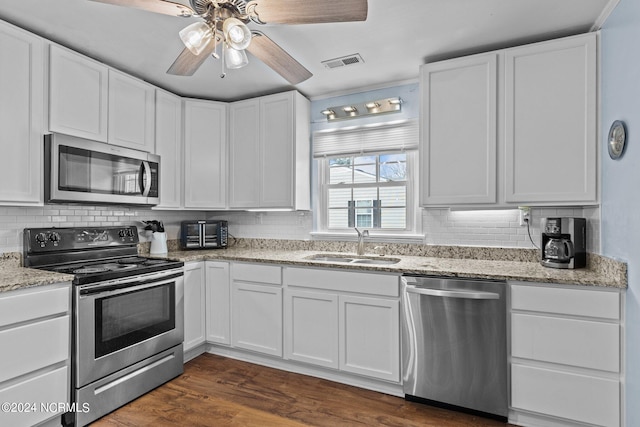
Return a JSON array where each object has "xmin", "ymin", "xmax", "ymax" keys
[{"xmin": 540, "ymin": 217, "xmax": 586, "ymax": 269}]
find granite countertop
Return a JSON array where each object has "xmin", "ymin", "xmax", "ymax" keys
[
  {"xmin": 0, "ymin": 240, "xmax": 627, "ymax": 294},
  {"xmin": 155, "ymin": 247, "xmax": 627, "ymax": 289},
  {"xmin": 0, "ymin": 253, "xmax": 74, "ymax": 293}
]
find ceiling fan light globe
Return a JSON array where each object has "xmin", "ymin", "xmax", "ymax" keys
[
  {"xmin": 225, "ymin": 46, "xmax": 249, "ymax": 69},
  {"xmin": 179, "ymin": 21, "xmax": 213, "ymax": 55},
  {"xmin": 223, "ymin": 18, "xmax": 251, "ymax": 50}
]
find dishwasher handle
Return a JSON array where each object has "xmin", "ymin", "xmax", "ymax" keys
[{"xmin": 404, "ymin": 283, "xmax": 499, "ymax": 300}]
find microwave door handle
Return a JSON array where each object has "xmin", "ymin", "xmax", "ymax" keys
[{"xmin": 139, "ymin": 161, "xmax": 152, "ymax": 197}]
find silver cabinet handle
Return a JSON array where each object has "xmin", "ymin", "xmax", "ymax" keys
[{"xmin": 405, "ymin": 284, "xmax": 499, "ymax": 300}]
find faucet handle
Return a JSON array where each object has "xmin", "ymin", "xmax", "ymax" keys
[{"xmin": 363, "ymin": 230, "xmax": 369, "ymax": 237}]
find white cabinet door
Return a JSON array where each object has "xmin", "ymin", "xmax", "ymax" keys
[
  {"xmin": 184, "ymin": 262, "xmax": 206, "ymax": 351},
  {"xmin": 154, "ymin": 89, "xmax": 183, "ymax": 209},
  {"xmin": 205, "ymin": 261, "xmax": 230, "ymax": 345},
  {"xmin": 107, "ymin": 69, "xmax": 155, "ymax": 151},
  {"xmin": 339, "ymin": 295, "xmax": 400, "ymax": 382},
  {"xmin": 228, "ymin": 98, "xmax": 260, "ymax": 208},
  {"xmin": 49, "ymin": 44, "xmax": 108, "ymax": 141},
  {"xmin": 284, "ymin": 289, "xmax": 339, "ymax": 369},
  {"xmin": 260, "ymin": 92, "xmax": 294, "ymax": 208},
  {"xmin": 183, "ymin": 99, "xmax": 227, "ymax": 209},
  {"xmin": 232, "ymin": 281, "xmax": 282, "ymax": 357},
  {"xmin": 228, "ymin": 90, "xmax": 310, "ymax": 210},
  {"xmin": 0, "ymin": 21, "xmax": 44, "ymax": 205},
  {"xmin": 504, "ymin": 33, "xmax": 597, "ymax": 203},
  {"xmin": 420, "ymin": 53, "xmax": 497, "ymax": 205}
]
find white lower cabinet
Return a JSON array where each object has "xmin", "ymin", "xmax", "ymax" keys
[
  {"xmin": 231, "ymin": 263, "xmax": 283, "ymax": 357},
  {"xmin": 205, "ymin": 261, "xmax": 230, "ymax": 345},
  {"xmin": 284, "ymin": 289, "xmax": 339, "ymax": 369},
  {"xmin": 184, "ymin": 262, "xmax": 206, "ymax": 351},
  {"xmin": 283, "ymin": 267, "xmax": 400, "ymax": 383},
  {"xmin": 0, "ymin": 283, "xmax": 70, "ymax": 427},
  {"xmin": 339, "ymin": 295, "xmax": 400, "ymax": 382},
  {"xmin": 509, "ymin": 282, "xmax": 623, "ymax": 427}
]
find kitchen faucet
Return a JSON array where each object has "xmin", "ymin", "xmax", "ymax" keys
[{"xmin": 355, "ymin": 227, "xmax": 369, "ymax": 255}]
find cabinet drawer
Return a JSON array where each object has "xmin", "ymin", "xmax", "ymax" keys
[
  {"xmin": 0, "ymin": 366, "xmax": 68, "ymax": 427},
  {"xmin": 232, "ymin": 263, "xmax": 281, "ymax": 285},
  {"xmin": 511, "ymin": 313, "xmax": 619, "ymax": 372},
  {"xmin": 511, "ymin": 364, "xmax": 619, "ymax": 427},
  {"xmin": 0, "ymin": 316, "xmax": 69, "ymax": 383},
  {"xmin": 0, "ymin": 285, "xmax": 69, "ymax": 328},
  {"xmin": 284, "ymin": 267, "xmax": 399, "ymax": 297},
  {"xmin": 510, "ymin": 283, "xmax": 620, "ymax": 319}
]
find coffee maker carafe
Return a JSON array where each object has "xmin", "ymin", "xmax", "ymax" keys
[{"xmin": 540, "ymin": 217, "xmax": 586, "ymax": 269}]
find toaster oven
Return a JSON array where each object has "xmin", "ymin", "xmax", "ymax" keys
[{"xmin": 180, "ymin": 220, "xmax": 228, "ymax": 249}]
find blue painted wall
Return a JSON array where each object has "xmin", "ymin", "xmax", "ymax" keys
[{"xmin": 601, "ymin": 0, "xmax": 640, "ymax": 424}]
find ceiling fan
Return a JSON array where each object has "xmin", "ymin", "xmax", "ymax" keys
[{"xmin": 90, "ymin": 0, "xmax": 368, "ymax": 84}]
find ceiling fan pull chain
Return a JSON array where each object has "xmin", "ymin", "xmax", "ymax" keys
[{"xmin": 220, "ymin": 43, "xmax": 226, "ymax": 78}]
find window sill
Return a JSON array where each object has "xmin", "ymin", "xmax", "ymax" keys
[{"xmin": 310, "ymin": 231, "xmax": 425, "ymax": 244}]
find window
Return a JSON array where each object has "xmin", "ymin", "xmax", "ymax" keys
[
  {"xmin": 326, "ymin": 153, "xmax": 408, "ymax": 230},
  {"xmin": 314, "ymin": 120, "xmax": 419, "ymax": 234}
]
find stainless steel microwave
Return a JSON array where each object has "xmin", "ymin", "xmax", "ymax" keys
[
  {"xmin": 180, "ymin": 220, "xmax": 228, "ymax": 249},
  {"xmin": 45, "ymin": 133, "xmax": 160, "ymax": 206}
]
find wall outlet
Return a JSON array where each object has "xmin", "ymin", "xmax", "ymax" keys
[{"xmin": 518, "ymin": 206, "xmax": 531, "ymax": 226}]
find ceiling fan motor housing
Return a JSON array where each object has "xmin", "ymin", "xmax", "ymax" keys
[{"xmin": 190, "ymin": 0, "xmax": 247, "ymax": 17}]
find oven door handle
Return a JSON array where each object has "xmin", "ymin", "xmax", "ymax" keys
[{"xmin": 79, "ymin": 270, "xmax": 183, "ymax": 297}]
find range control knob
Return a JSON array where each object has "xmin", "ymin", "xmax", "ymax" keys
[
  {"xmin": 118, "ymin": 229, "xmax": 127, "ymax": 238},
  {"xmin": 49, "ymin": 232, "xmax": 61, "ymax": 244},
  {"xmin": 35, "ymin": 232, "xmax": 47, "ymax": 244}
]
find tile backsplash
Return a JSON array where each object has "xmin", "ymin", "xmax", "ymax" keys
[
  {"xmin": 0, "ymin": 204, "xmax": 600, "ymax": 255},
  {"xmin": 0, "ymin": 205, "xmax": 207, "ymax": 253}
]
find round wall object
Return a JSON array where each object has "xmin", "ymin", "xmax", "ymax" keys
[{"xmin": 608, "ymin": 120, "xmax": 626, "ymax": 159}]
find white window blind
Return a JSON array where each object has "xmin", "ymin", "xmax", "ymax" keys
[{"xmin": 313, "ymin": 120, "xmax": 419, "ymax": 157}]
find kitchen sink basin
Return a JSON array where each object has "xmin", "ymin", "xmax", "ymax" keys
[
  {"xmin": 351, "ymin": 258, "xmax": 400, "ymax": 265},
  {"xmin": 306, "ymin": 254, "xmax": 401, "ymax": 265}
]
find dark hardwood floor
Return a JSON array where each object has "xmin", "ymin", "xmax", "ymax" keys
[{"xmin": 92, "ymin": 353, "xmax": 512, "ymax": 426}]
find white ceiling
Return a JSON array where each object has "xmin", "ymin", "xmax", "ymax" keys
[{"xmin": 0, "ymin": 0, "xmax": 617, "ymax": 101}]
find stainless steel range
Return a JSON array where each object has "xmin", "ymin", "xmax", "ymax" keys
[{"xmin": 23, "ymin": 226, "xmax": 184, "ymax": 427}]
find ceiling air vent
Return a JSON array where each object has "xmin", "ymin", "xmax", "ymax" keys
[{"xmin": 321, "ymin": 53, "xmax": 365, "ymax": 70}]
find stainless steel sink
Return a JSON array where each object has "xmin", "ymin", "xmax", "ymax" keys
[
  {"xmin": 306, "ymin": 254, "xmax": 400, "ymax": 265},
  {"xmin": 308, "ymin": 256, "xmax": 355, "ymax": 263}
]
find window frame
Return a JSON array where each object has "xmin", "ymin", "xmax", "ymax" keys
[{"xmin": 316, "ymin": 150, "xmax": 420, "ymax": 237}]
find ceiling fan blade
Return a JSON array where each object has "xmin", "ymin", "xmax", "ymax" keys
[
  {"xmin": 89, "ymin": 0, "xmax": 195, "ymax": 17},
  {"xmin": 167, "ymin": 39, "xmax": 217, "ymax": 76},
  {"xmin": 246, "ymin": 32, "xmax": 312, "ymax": 85},
  {"xmin": 247, "ymin": 0, "xmax": 367, "ymax": 24}
]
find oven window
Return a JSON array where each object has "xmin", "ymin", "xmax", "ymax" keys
[{"xmin": 95, "ymin": 283, "xmax": 175, "ymax": 358}]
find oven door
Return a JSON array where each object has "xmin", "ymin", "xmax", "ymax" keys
[
  {"xmin": 75, "ymin": 269, "xmax": 184, "ymax": 388},
  {"xmin": 45, "ymin": 133, "xmax": 160, "ymax": 206}
]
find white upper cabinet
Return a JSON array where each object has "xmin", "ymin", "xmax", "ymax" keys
[
  {"xmin": 0, "ymin": 21, "xmax": 45, "ymax": 205},
  {"xmin": 107, "ymin": 69, "xmax": 155, "ymax": 151},
  {"xmin": 49, "ymin": 44, "xmax": 109, "ymax": 142},
  {"xmin": 420, "ymin": 53, "xmax": 498, "ymax": 205},
  {"xmin": 183, "ymin": 99, "xmax": 227, "ymax": 209},
  {"xmin": 229, "ymin": 90, "xmax": 310, "ymax": 210},
  {"xmin": 420, "ymin": 32, "xmax": 597, "ymax": 207},
  {"xmin": 154, "ymin": 89, "xmax": 183, "ymax": 209},
  {"xmin": 504, "ymin": 33, "xmax": 597, "ymax": 204},
  {"xmin": 229, "ymin": 99, "xmax": 260, "ymax": 207},
  {"xmin": 49, "ymin": 45, "xmax": 156, "ymax": 152}
]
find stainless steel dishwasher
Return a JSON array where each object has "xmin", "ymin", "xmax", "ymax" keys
[{"xmin": 401, "ymin": 275, "xmax": 507, "ymax": 420}]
